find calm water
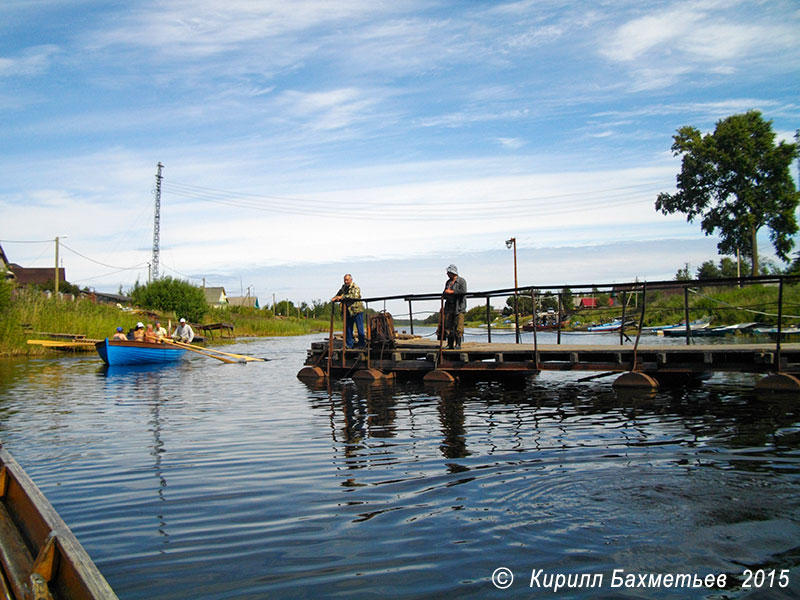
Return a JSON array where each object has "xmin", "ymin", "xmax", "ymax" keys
[{"xmin": 1, "ymin": 332, "xmax": 799, "ymax": 599}]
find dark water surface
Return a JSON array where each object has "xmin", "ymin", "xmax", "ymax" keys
[{"xmin": 1, "ymin": 333, "xmax": 799, "ymax": 599}]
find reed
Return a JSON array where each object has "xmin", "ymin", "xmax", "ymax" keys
[{"xmin": 0, "ymin": 290, "xmax": 331, "ymax": 356}]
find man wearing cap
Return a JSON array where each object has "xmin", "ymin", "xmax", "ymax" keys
[
  {"xmin": 172, "ymin": 318, "xmax": 195, "ymax": 343},
  {"xmin": 331, "ymin": 274, "xmax": 365, "ymax": 349},
  {"xmin": 443, "ymin": 264, "xmax": 467, "ymax": 349},
  {"xmin": 112, "ymin": 326, "xmax": 127, "ymax": 341}
]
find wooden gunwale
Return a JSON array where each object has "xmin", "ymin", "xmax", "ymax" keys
[{"xmin": 0, "ymin": 447, "xmax": 118, "ymax": 600}]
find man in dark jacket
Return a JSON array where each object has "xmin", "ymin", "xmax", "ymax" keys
[{"xmin": 443, "ymin": 264, "xmax": 467, "ymax": 349}]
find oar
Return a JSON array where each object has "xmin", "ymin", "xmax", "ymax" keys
[
  {"xmin": 167, "ymin": 339, "xmax": 267, "ymax": 362},
  {"xmin": 164, "ymin": 339, "xmax": 243, "ymax": 364}
]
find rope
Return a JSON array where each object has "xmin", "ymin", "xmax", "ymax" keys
[{"xmin": 688, "ymin": 288, "xmax": 800, "ymax": 319}]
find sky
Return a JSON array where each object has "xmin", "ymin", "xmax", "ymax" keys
[{"xmin": 1, "ymin": 0, "xmax": 799, "ymax": 313}]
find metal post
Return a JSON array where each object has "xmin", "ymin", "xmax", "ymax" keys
[
  {"xmin": 506, "ymin": 237, "xmax": 520, "ymax": 343},
  {"xmin": 632, "ymin": 282, "xmax": 647, "ymax": 371},
  {"xmin": 408, "ymin": 300, "xmax": 414, "ymax": 336},
  {"xmin": 619, "ymin": 291, "xmax": 626, "ymax": 346},
  {"xmin": 531, "ymin": 289, "xmax": 539, "ymax": 368},
  {"xmin": 777, "ymin": 277, "xmax": 784, "ymax": 371},
  {"xmin": 54, "ymin": 236, "xmax": 60, "ymax": 296},
  {"xmin": 683, "ymin": 286, "xmax": 691, "ymax": 346},
  {"xmin": 342, "ymin": 301, "xmax": 347, "ymax": 368},
  {"xmin": 486, "ymin": 297, "xmax": 492, "ymax": 343},
  {"xmin": 365, "ymin": 301, "xmax": 371, "ymax": 370},
  {"xmin": 557, "ymin": 293, "xmax": 562, "ymax": 345}
]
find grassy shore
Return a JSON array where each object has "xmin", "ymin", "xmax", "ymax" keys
[
  {"xmin": 1, "ymin": 290, "xmax": 330, "ymax": 356},
  {"xmin": 470, "ymin": 282, "xmax": 800, "ymax": 330}
]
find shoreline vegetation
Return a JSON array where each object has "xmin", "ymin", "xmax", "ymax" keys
[
  {"xmin": 3, "ymin": 282, "xmax": 798, "ymax": 357},
  {"xmin": 0, "ymin": 289, "xmax": 330, "ymax": 356}
]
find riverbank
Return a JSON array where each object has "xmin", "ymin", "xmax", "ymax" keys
[{"xmin": 0, "ymin": 290, "xmax": 330, "ymax": 356}]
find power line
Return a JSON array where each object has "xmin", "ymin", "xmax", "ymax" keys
[
  {"xmin": 59, "ymin": 242, "xmax": 147, "ymax": 271},
  {"xmin": 162, "ymin": 179, "xmax": 670, "ymax": 221}
]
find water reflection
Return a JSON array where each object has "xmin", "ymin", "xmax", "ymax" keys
[{"xmin": 1, "ymin": 338, "xmax": 799, "ymax": 599}]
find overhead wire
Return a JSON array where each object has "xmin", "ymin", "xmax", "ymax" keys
[{"xmin": 162, "ymin": 179, "xmax": 670, "ymax": 221}]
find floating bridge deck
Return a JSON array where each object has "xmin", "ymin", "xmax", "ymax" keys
[
  {"xmin": 297, "ymin": 338, "xmax": 800, "ymax": 391},
  {"xmin": 298, "ymin": 274, "xmax": 800, "ymax": 391}
]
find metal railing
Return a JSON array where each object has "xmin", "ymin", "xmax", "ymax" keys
[{"xmin": 328, "ymin": 275, "xmax": 800, "ymax": 369}]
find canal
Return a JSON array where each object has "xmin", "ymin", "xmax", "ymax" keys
[{"xmin": 0, "ymin": 333, "xmax": 798, "ymax": 598}]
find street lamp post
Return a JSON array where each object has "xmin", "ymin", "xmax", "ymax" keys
[{"xmin": 505, "ymin": 237, "xmax": 520, "ymax": 343}]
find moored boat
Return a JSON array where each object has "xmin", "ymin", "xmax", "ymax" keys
[
  {"xmin": 0, "ymin": 446, "xmax": 119, "ymax": 599},
  {"xmin": 522, "ymin": 319, "xmax": 570, "ymax": 332},
  {"xmin": 94, "ymin": 338, "xmax": 186, "ymax": 366}
]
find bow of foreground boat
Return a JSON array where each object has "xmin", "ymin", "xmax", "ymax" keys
[{"xmin": 0, "ymin": 447, "xmax": 119, "ymax": 600}]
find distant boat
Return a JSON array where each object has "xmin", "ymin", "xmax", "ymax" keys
[
  {"xmin": 751, "ymin": 326, "xmax": 800, "ymax": 341},
  {"xmin": 522, "ymin": 318, "xmax": 570, "ymax": 332},
  {"xmin": 644, "ymin": 317, "xmax": 712, "ymax": 334},
  {"xmin": 95, "ymin": 338, "xmax": 186, "ymax": 366},
  {"xmin": 689, "ymin": 322, "xmax": 760, "ymax": 337},
  {"xmin": 661, "ymin": 319, "xmax": 715, "ymax": 337},
  {"xmin": 586, "ymin": 319, "xmax": 635, "ymax": 332}
]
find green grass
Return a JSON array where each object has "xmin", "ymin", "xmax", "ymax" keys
[
  {"xmin": 469, "ymin": 283, "xmax": 800, "ymax": 330},
  {"xmin": 0, "ymin": 290, "xmax": 330, "ymax": 356}
]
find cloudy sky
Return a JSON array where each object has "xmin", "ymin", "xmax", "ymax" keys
[{"xmin": 1, "ymin": 0, "xmax": 799, "ymax": 310}]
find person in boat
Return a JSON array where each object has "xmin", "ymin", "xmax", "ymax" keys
[
  {"xmin": 442, "ymin": 264, "xmax": 467, "ymax": 349},
  {"xmin": 172, "ymin": 318, "xmax": 195, "ymax": 343},
  {"xmin": 331, "ymin": 273, "xmax": 365, "ymax": 349},
  {"xmin": 112, "ymin": 326, "xmax": 127, "ymax": 341},
  {"xmin": 144, "ymin": 324, "xmax": 159, "ymax": 343},
  {"xmin": 132, "ymin": 322, "xmax": 146, "ymax": 342},
  {"xmin": 154, "ymin": 320, "xmax": 168, "ymax": 340}
]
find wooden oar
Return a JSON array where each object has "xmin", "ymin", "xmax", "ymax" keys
[
  {"xmin": 164, "ymin": 339, "xmax": 242, "ymax": 364},
  {"xmin": 166, "ymin": 339, "xmax": 266, "ymax": 362}
]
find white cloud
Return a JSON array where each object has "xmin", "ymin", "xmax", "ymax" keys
[
  {"xmin": 496, "ymin": 137, "xmax": 526, "ymax": 149},
  {"xmin": 599, "ymin": 2, "xmax": 800, "ymax": 90},
  {"xmin": 0, "ymin": 45, "xmax": 59, "ymax": 77}
]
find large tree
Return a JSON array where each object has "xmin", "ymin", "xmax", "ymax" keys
[{"xmin": 656, "ymin": 110, "xmax": 799, "ymax": 276}]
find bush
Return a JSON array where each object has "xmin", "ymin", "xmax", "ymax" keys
[{"xmin": 130, "ymin": 277, "xmax": 207, "ymax": 322}]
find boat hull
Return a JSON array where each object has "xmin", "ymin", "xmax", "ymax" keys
[
  {"xmin": 95, "ymin": 338, "xmax": 186, "ymax": 366},
  {"xmin": 0, "ymin": 447, "xmax": 119, "ymax": 599}
]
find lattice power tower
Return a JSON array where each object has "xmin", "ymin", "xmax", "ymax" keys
[{"xmin": 151, "ymin": 162, "xmax": 164, "ymax": 282}]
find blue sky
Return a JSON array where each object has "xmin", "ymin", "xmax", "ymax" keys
[{"xmin": 1, "ymin": 0, "xmax": 799, "ymax": 310}]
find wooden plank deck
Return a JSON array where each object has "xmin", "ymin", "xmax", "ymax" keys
[{"xmin": 299, "ymin": 337, "xmax": 800, "ymax": 390}]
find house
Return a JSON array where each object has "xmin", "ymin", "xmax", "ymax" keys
[
  {"xmin": 227, "ymin": 296, "xmax": 260, "ymax": 309},
  {"xmin": 0, "ymin": 244, "xmax": 13, "ymax": 280},
  {"xmin": 7, "ymin": 264, "xmax": 66, "ymax": 287},
  {"xmin": 1, "ymin": 242, "xmax": 68, "ymax": 286},
  {"xmin": 577, "ymin": 297, "xmax": 598, "ymax": 309},
  {"xmin": 203, "ymin": 286, "xmax": 228, "ymax": 306}
]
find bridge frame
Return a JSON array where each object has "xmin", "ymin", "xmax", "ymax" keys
[{"xmin": 298, "ymin": 275, "xmax": 800, "ymax": 392}]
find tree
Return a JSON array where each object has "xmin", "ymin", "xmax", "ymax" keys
[
  {"xmin": 656, "ymin": 111, "xmax": 799, "ymax": 276},
  {"xmin": 130, "ymin": 276, "xmax": 207, "ymax": 322},
  {"xmin": 696, "ymin": 260, "xmax": 720, "ymax": 280},
  {"xmin": 719, "ymin": 256, "xmax": 740, "ymax": 278},
  {"xmin": 675, "ymin": 263, "xmax": 691, "ymax": 281},
  {"xmin": 560, "ymin": 287, "xmax": 573, "ymax": 314}
]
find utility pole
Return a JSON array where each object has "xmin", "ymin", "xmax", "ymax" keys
[
  {"xmin": 54, "ymin": 236, "xmax": 60, "ymax": 295},
  {"xmin": 151, "ymin": 162, "xmax": 164, "ymax": 282}
]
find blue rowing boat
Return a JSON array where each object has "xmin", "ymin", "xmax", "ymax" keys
[{"xmin": 95, "ymin": 338, "xmax": 186, "ymax": 366}]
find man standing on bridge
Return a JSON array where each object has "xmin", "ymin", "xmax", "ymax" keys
[
  {"xmin": 443, "ymin": 264, "xmax": 467, "ymax": 349},
  {"xmin": 332, "ymin": 273, "xmax": 365, "ymax": 349}
]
